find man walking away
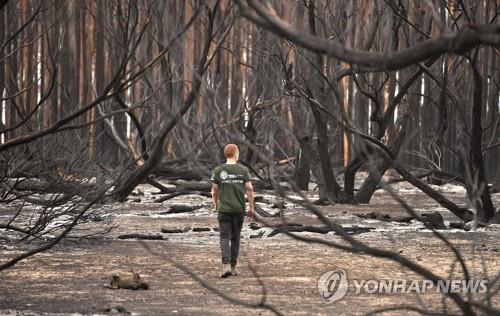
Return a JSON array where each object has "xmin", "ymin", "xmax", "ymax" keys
[{"xmin": 211, "ymin": 144, "xmax": 254, "ymax": 278}]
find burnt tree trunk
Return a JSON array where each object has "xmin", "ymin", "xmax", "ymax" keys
[
  {"xmin": 306, "ymin": 0, "xmax": 340, "ymax": 201},
  {"xmin": 294, "ymin": 137, "xmax": 311, "ymax": 190},
  {"xmin": 467, "ymin": 61, "xmax": 495, "ymax": 222}
]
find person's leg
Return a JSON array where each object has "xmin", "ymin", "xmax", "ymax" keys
[
  {"xmin": 218, "ymin": 212, "xmax": 233, "ymax": 277},
  {"xmin": 230, "ymin": 212, "xmax": 245, "ymax": 272}
]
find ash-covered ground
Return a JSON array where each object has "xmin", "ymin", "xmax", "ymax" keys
[{"xmin": 0, "ymin": 178, "xmax": 499, "ymax": 315}]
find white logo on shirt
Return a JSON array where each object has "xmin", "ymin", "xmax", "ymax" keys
[{"xmin": 220, "ymin": 170, "xmax": 228, "ymax": 180}]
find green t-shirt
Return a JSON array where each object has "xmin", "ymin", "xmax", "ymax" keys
[{"xmin": 211, "ymin": 163, "xmax": 251, "ymax": 213}]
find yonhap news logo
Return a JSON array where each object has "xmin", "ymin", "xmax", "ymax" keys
[
  {"xmin": 318, "ymin": 269, "xmax": 488, "ymax": 304},
  {"xmin": 317, "ymin": 269, "xmax": 348, "ymax": 303}
]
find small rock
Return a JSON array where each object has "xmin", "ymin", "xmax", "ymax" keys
[
  {"xmin": 132, "ymin": 198, "xmax": 141, "ymax": 203},
  {"xmin": 392, "ymin": 215, "xmax": 413, "ymax": 223},
  {"xmin": 131, "ymin": 189, "xmax": 145, "ymax": 196},
  {"xmin": 464, "ymin": 222, "xmax": 473, "ymax": 231},
  {"xmin": 420, "ymin": 212, "xmax": 446, "ymax": 229},
  {"xmin": 116, "ymin": 306, "xmax": 131, "ymax": 314},
  {"xmin": 254, "ymin": 196, "xmax": 264, "ymax": 202},
  {"xmin": 271, "ymin": 201, "xmax": 285, "ymax": 209},
  {"xmin": 248, "ymin": 222, "xmax": 262, "ymax": 230}
]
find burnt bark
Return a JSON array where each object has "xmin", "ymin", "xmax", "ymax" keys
[
  {"xmin": 468, "ymin": 61, "xmax": 495, "ymax": 222},
  {"xmin": 294, "ymin": 137, "xmax": 311, "ymax": 190},
  {"xmin": 305, "ymin": 0, "xmax": 341, "ymax": 201}
]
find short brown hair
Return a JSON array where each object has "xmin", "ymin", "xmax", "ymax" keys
[{"xmin": 224, "ymin": 144, "xmax": 238, "ymax": 158}]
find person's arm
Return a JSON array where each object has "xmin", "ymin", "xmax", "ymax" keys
[
  {"xmin": 211, "ymin": 184, "xmax": 219, "ymax": 211},
  {"xmin": 245, "ymin": 181, "xmax": 254, "ymax": 217}
]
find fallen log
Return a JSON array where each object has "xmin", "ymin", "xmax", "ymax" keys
[
  {"xmin": 248, "ymin": 222, "xmax": 302, "ymax": 231},
  {"xmin": 268, "ymin": 225, "xmax": 372, "ymax": 237},
  {"xmin": 251, "ymin": 179, "xmax": 273, "ymax": 190},
  {"xmin": 356, "ymin": 211, "xmax": 413, "ymax": 223},
  {"xmin": 161, "ymin": 227, "xmax": 190, "ymax": 233},
  {"xmin": 427, "ymin": 170, "xmax": 466, "ymax": 186},
  {"xmin": 146, "ymin": 177, "xmax": 171, "ymax": 193},
  {"xmin": 161, "ymin": 204, "xmax": 202, "ymax": 214},
  {"xmin": 153, "ymin": 166, "xmax": 206, "ymax": 181},
  {"xmin": 155, "ymin": 191, "xmax": 211, "ymax": 203},
  {"xmin": 255, "ymin": 205, "xmax": 280, "ymax": 217},
  {"xmin": 151, "ymin": 179, "xmax": 272, "ymax": 203},
  {"xmin": 254, "ymin": 195, "xmax": 285, "ymax": 208},
  {"xmin": 169, "ymin": 181, "xmax": 212, "ymax": 192},
  {"xmin": 117, "ymin": 234, "xmax": 164, "ymax": 240},
  {"xmin": 192, "ymin": 227, "xmax": 211, "ymax": 232},
  {"xmin": 155, "ymin": 192, "xmax": 189, "ymax": 203}
]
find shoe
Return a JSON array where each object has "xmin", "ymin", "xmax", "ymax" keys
[
  {"xmin": 220, "ymin": 263, "xmax": 232, "ymax": 278},
  {"xmin": 231, "ymin": 265, "xmax": 237, "ymax": 276}
]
